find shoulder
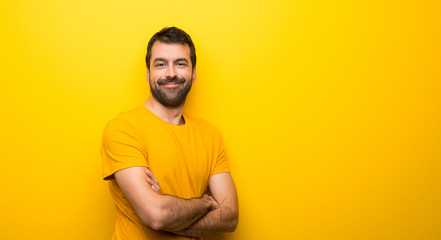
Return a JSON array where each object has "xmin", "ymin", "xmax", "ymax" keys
[
  {"xmin": 186, "ymin": 114, "xmax": 222, "ymax": 136},
  {"xmin": 103, "ymin": 106, "xmax": 146, "ymax": 135},
  {"xmin": 114, "ymin": 105, "xmax": 145, "ymax": 124},
  {"xmin": 186, "ymin": 114, "xmax": 216, "ymax": 128}
]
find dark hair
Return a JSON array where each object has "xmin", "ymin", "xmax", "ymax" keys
[{"xmin": 145, "ymin": 27, "xmax": 196, "ymax": 70}]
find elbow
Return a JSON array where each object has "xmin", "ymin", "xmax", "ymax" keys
[
  {"xmin": 226, "ymin": 212, "xmax": 239, "ymax": 232},
  {"xmin": 220, "ymin": 204, "xmax": 238, "ymax": 233},
  {"xmin": 229, "ymin": 216, "xmax": 239, "ymax": 232},
  {"xmin": 150, "ymin": 221, "xmax": 165, "ymax": 231},
  {"xmin": 148, "ymin": 217, "xmax": 165, "ymax": 231},
  {"xmin": 139, "ymin": 208, "xmax": 170, "ymax": 231}
]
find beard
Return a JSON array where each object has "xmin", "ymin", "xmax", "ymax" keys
[{"xmin": 149, "ymin": 75, "xmax": 193, "ymax": 108}]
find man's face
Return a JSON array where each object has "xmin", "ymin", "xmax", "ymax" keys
[{"xmin": 148, "ymin": 41, "xmax": 196, "ymax": 108}]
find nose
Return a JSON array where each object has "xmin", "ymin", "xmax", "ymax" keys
[{"xmin": 165, "ymin": 65, "xmax": 177, "ymax": 78}]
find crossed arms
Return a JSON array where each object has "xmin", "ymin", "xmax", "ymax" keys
[{"xmin": 114, "ymin": 166, "xmax": 239, "ymax": 237}]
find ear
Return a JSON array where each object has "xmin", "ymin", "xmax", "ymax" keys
[
  {"xmin": 192, "ymin": 67, "xmax": 197, "ymax": 83},
  {"xmin": 146, "ymin": 69, "xmax": 150, "ymax": 83}
]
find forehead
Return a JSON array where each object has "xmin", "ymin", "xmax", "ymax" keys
[{"xmin": 150, "ymin": 41, "xmax": 191, "ymax": 61}]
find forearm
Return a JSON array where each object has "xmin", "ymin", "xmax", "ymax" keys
[
  {"xmin": 114, "ymin": 167, "xmax": 218, "ymax": 232},
  {"xmin": 173, "ymin": 205, "xmax": 238, "ymax": 237},
  {"xmin": 153, "ymin": 194, "xmax": 215, "ymax": 232}
]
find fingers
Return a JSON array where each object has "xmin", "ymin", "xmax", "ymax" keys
[
  {"xmin": 211, "ymin": 196, "xmax": 219, "ymax": 209},
  {"xmin": 151, "ymin": 184, "xmax": 162, "ymax": 194},
  {"xmin": 145, "ymin": 168, "xmax": 160, "ymax": 185},
  {"xmin": 145, "ymin": 168, "xmax": 162, "ymax": 194},
  {"xmin": 146, "ymin": 177, "xmax": 162, "ymax": 194},
  {"xmin": 202, "ymin": 194, "xmax": 219, "ymax": 210},
  {"xmin": 146, "ymin": 177, "xmax": 155, "ymax": 186}
]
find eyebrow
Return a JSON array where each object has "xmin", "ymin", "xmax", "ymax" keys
[
  {"xmin": 153, "ymin": 58, "xmax": 167, "ymax": 63},
  {"xmin": 153, "ymin": 58, "xmax": 189, "ymax": 63},
  {"xmin": 174, "ymin": 58, "xmax": 189, "ymax": 63}
]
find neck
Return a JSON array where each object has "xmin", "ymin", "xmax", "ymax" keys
[{"xmin": 144, "ymin": 97, "xmax": 186, "ymax": 126}]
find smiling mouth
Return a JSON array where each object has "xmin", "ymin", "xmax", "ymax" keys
[{"xmin": 162, "ymin": 82, "xmax": 182, "ymax": 88}]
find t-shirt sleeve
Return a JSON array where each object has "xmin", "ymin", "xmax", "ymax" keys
[
  {"xmin": 101, "ymin": 118, "xmax": 148, "ymax": 180},
  {"xmin": 211, "ymin": 131, "xmax": 230, "ymax": 175}
]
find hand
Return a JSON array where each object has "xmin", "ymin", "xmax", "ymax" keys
[
  {"xmin": 202, "ymin": 194, "xmax": 219, "ymax": 211},
  {"xmin": 145, "ymin": 168, "xmax": 162, "ymax": 194}
]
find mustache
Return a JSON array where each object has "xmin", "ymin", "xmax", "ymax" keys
[{"xmin": 157, "ymin": 77, "xmax": 186, "ymax": 85}]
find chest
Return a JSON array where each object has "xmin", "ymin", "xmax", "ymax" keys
[{"xmin": 142, "ymin": 126, "xmax": 215, "ymax": 198}]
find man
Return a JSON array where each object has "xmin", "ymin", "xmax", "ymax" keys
[{"xmin": 101, "ymin": 27, "xmax": 238, "ymax": 240}]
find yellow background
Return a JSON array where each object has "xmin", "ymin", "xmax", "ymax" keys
[{"xmin": 1, "ymin": 0, "xmax": 440, "ymax": 239}]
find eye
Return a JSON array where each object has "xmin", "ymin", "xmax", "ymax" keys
[
  {"xmin": 177, "ymin": 62, "xmax": 188, "ymax": 66},
  {"xmin": 155, "ymin": 63, "xmax": 165, "ymax": 67}
]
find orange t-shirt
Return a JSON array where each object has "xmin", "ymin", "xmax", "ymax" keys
[{"xmin": 101, "ymin": 105, "xmax": 230, "ymax": 240}]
